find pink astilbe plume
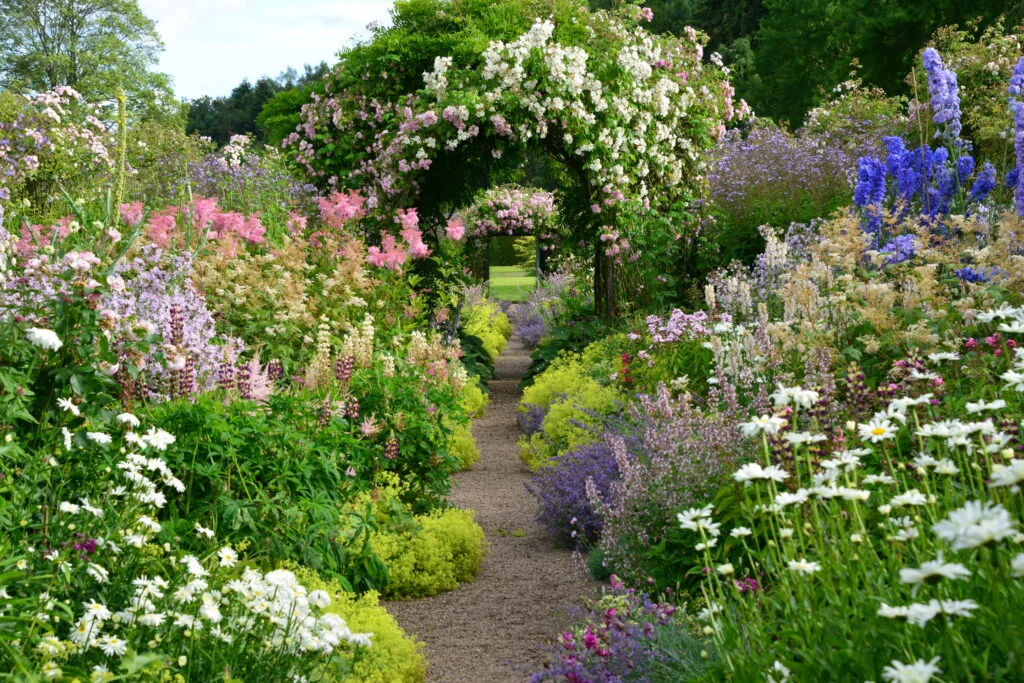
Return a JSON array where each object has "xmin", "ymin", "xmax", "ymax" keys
[
  {"xmin": 445, "ymin": 217, "xmax": 466, "ymax": 241},
  {"xmin": 15, "ymin": 218, "xmax": 72, "ymax": 257},
  {"xmin": 188, "ymin": 197, "xmax": 220, "ymax": 232},
  {"xmin": 119, "ymin": 201, "xmax": 145, "ymax": 227},
  {"xmin": 147, "ymin": 208, "xmax": 178, "ymax": 247},
  {"xmin": 287, "ymin": 210, "xmax": 308, "ymax": 235},
  {"xmin": 367, "ymin": 234, "xmax": 409, "ymax": 271},
  {"xmin": 396, "ymin": 208, "xmax": 430, "ymax": 258},
  {"xmin": 237, "ymin": 354, "xmax": 275, "ymax": 402},
  {"xmin": 318, "ymin": 190, "xmax": 366, "ymax": 229}
]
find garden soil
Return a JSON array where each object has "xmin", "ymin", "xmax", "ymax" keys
[{"xmin": 385, "ymin": 336, "xmax": 598, "ymax": 682}]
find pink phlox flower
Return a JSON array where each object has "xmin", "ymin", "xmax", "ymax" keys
[{"xmin": 64, "ymin": 250, "xmax": 101, "ymax": 272}]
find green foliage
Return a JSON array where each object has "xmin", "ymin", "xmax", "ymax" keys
[
  {"xmin": 125, "ymin": 119, "xmax": 215, "ymax": 205},
  {"xmin": 370, "ymin": 502, "xmax": 489, "ymax": 598},
  {"xmin": 518, "ymin": 352, "xmax": 622, "ymax": 469},
  {"xmin": 145, "ymin": 393, "xmax": 361, "ymax": 578},
  {"xmin": 463, "ymin": 300, "xmax": 511, "ymax": 363},
  {"xmin": 0, "ymin": 0, "xmax": 168, "ymax": 111},
  {"xmin": 291, "ymin": 567, "xmax": 428, "ymax": 683},
  {"xmin": 457, "ymin": 330, "xmax": 495, "ymax": 383},
  {"xmin": 451, "ymin": 423, "xmax": 481, "ymax": 470},
  {"xmin": 744, "ymin": 0, "xmax": 1015, "ymax": 124},
  {"xmin": 630, "ymin": 337, "xmax": 714, "ymax": 396},
  {"xmin": 488, "ymin": 235, "xmax": 520, "ymax": 266},
  {"xmin": 513, "ymin": 235, "xmax": 537, "ymax": 270},
  {"xmin": 520, "ymin": 312, "xmax": 608, "ymax": 387},
  {"xmin": 187, "ymin": 77, "xmax": 282, "ymax": 145},
  {"xmin": 258, "ymin": 85, "xmax": 317, "ymax": 146}
]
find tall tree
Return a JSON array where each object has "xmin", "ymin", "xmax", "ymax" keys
[{"xmin": 0, "ymin": 0, "xmax": 165, "ymax": 104}]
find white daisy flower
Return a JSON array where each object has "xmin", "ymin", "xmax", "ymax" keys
[
  {"xmin": 96, "ymin": 634, "xmax": 128, "ymax": 657},
  {"xmin": 733, "ymin": 463, "xmax": 790, "ymax": 484},
  {"xmin": 116, "ymin": 413, "xmax": 141, "ymax": 428},
  {"xmin": 932, "ymin": 500, "xmax": 1017, "ymax": 551},
  {"xmin": 87, "ymin": 431, "xmax": 112, "ymax": 445},
  {"xmin": 965, "ymin": 399, "xmax": 1006, "ymax": 414},
  {"xmin": 740, "ymin": 414, "xmax": 786, "ymax": 437},
  {"xmin": 989, "ymin": 460, "xmax": 1024, "ymax": 492},
  {"xmin": 218, "ymin": 546, "xmax": 239, "ymax": 567},
  {"xmin": 142, "ymin": 427, "xmax": 176, "ymax": 451},
  {"xmin": 858, "ymin": 417, "xmax": 898, "ymax": 443},
  {"xmin": 1011, "ymin": 553, "xmax": 1024, "ymax": 578},
  {"xmin": 881, "ymin": 656, "xmax": 942, "ymax": 682},
  {"xmin": 786, "ymin": 558, "xmax": 820, "ymax": 574},
  {"xmin": 899, "ymin": 555, "xmax": 970, "ymax": 589},
  {"xmin": 890, "ymin": 488, "xmax": 928, "ymax": 508}
]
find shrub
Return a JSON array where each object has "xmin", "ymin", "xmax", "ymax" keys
[
  {"xmin": 593, "ymin": 387, "xmax": 747, "ymax": 593},
  {"xmin": 518, "ymin": 353, "xmax": 622, "ymax": 469},
  {"xmin": 463, "ymin": 299, "xmax": 511, "ymax": 362},
  {"xmin": 527, "ymin": 439, "xmax": 621, "ymax": 549},
  {"xmin": 372, "ymin": 507, "xmax": 488, "ymax": 599},
  {"xmin": 451, "ymin": 423, "xmax": 481, "ymax": 470},
  {"xmin": 460, "ymin": 380, "xmax": 489, "ymax": 418}
]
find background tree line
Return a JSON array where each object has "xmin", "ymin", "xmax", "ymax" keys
[{"xmin": 3, "ymin": 0, "xmax": 1024, "ymax": 143}]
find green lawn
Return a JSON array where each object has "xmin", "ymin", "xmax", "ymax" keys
[{"xmin": 488, "ymin": 265, "xmax": 536, "ymax": 302}]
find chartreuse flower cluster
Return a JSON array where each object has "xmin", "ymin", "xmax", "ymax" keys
[{"xmin": 678, "ymin": 308, "xmax": 1024, "ymax": 682}]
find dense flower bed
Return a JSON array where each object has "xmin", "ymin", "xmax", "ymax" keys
[
  {"xmin": 527, "ymin": 40, "xmax": 1024, "ymax": 683},
  {"xmin": 0, "ymin": 86, "xmax": 507, "ymax": 679}
]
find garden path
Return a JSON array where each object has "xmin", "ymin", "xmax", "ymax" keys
[{"xmin": 385, "ymin": 336, "xmax": 597, "ymax": 682}]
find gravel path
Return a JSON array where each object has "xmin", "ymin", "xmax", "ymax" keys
[{"xmin": 385, "ymin": 336, "xmax": 597, "ymax": 682}]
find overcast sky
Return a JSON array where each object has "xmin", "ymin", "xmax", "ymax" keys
[{"xmin": 139, "ymin": 0, "xmax": 395, "ymax": 100}]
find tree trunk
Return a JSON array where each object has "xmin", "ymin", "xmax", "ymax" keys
[{"xmin": 593, "ymin": 239, "xmax": 617, "ymax": 320}]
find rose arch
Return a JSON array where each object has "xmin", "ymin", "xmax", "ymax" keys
[{"xmin": 285, "ymin": 2, "xmax": 744, "ymax": 317}]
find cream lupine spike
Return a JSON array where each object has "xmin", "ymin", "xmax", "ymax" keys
[
  {"xmin": 304, "ymin": 319, "xmax": 334, "ymax": 389},
  {"xmin": 341, "ymin": 314, "xmax": 375, "ymax": 368}
]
